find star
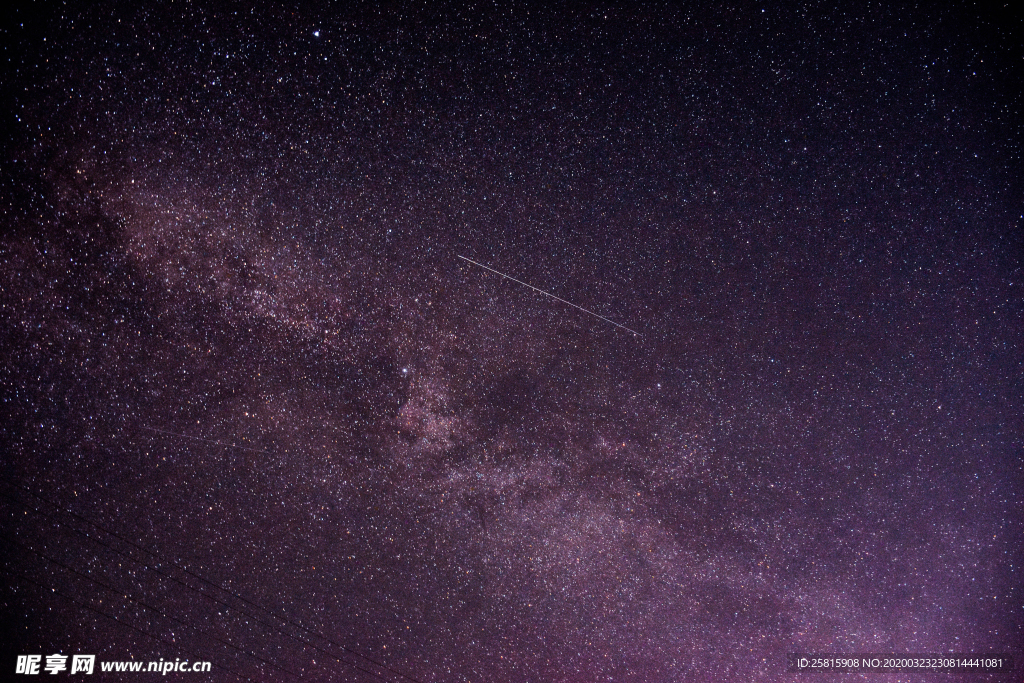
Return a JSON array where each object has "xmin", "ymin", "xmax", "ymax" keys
[{"xmin": 1, "ymin": 2, "xmax": 1020, "ymax": 681}]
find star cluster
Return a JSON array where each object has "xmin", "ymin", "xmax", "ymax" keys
[{"xmin": 2, "ymin": 2, "xmax": 1021, "ymax": 681}]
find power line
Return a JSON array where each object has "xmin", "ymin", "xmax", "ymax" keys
[
  {"xmin": 1, "ymin": 485, "xmax": 409, "ymax": 683},
  {"xmin": 0, "ymin": 531, "xmax": 303, "ymax": 680},
  {"xmin": 1, "ymin": 486, "xmax": 320, "ymax": 670},
  {"xmin": 128, "ymin": 431, "xmax": 435, "ymax": 683},
  {"xmin": 1, "ymin": 481, "xmax": 431, "ymax": 683},
  {"xmin": 4, "ymin": 567, "xmax": 256, "ymax": 683}
]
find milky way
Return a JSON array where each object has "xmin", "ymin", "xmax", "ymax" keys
[{"xmin": 2, "ymin": 3, "xmax": 1021, "ymax": 682}]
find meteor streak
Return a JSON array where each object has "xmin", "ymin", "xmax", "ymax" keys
[
  {"xmin": 140, "ymin": 425, "xmax": 273, "ymax": 454},
  {"xmin": 457, "ymin": 255, "xmax": 642, "ymax": 337}
]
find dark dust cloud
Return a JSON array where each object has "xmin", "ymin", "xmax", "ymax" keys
[{"xmin": 2, "ymin": 2, "xmax": 1021, "ymax": 681}]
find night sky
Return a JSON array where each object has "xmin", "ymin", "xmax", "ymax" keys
[{"xmin": 2, "ymin": 2, "xmax": 1022, "ymax": 681}]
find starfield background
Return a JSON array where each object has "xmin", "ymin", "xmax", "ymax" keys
[{"xmin": 1, "ymin": 2, "xmax": 1021, "ymax": 681}]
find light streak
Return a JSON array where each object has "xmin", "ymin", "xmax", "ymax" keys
[
  {"xmin": 457, "ymin": 255, "xmax": 642, "ymax": 337},
  {"xmin": 140, "ymin": 426, "xmax": 272, "ymax": 454}
]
